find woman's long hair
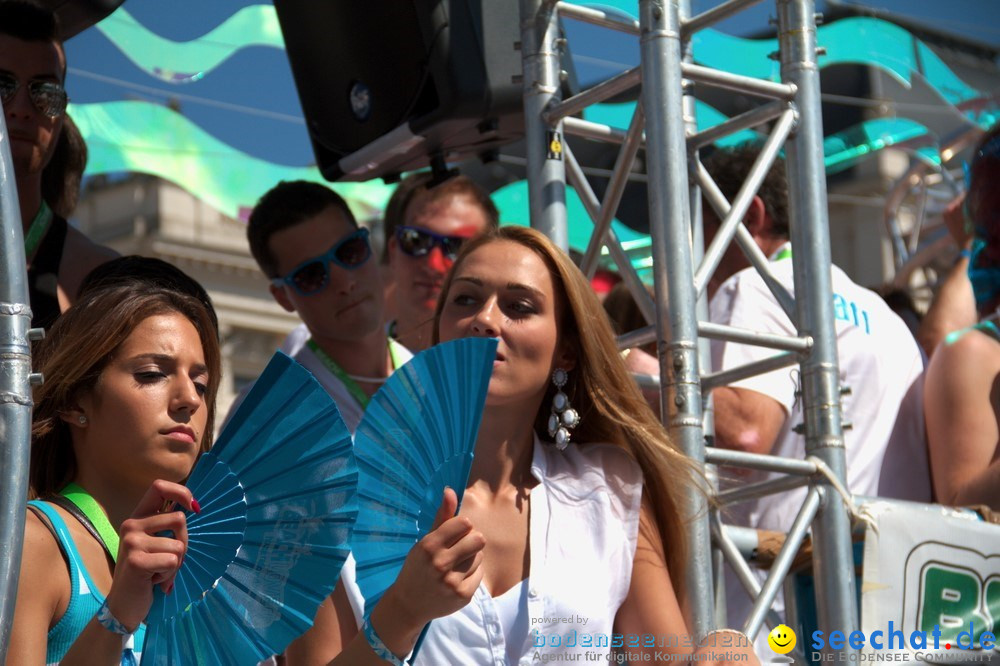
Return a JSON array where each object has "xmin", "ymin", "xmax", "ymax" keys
[
  {"xmin": 433, "ymin": 226, "xmax": 703, "ymax": 597},
  {"xmin": 41, "ymin": 113, "xmax": 87, "ymax": 219},
  {"xmin": 30, "ymin": 283, "xmax": 222, "ymax": 497}
]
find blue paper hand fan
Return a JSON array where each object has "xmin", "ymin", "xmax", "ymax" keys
[
  {"xmin": 142, "ymin": 351, "xmax": 358, "ymax": 665},
  {"xmin": 351, "ymin": 336, "xmax": 497, "ymax": 617}
]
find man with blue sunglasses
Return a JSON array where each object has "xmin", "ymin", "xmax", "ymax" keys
[
  {"xmin": 240, "ymin": 180, "xmax": 412, "ymax": 432},
  {"xmin": 233, "ymin": 180, "xmax": 413, "ymax": 639}
]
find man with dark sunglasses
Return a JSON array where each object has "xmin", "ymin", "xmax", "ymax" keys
[
  {"xmin": 385, "ymin": 174, "xmax": 499, "ymax": 351},
  {"xmin": 1, "ymin": 1, "xmax": 116, "ymax": 330}
]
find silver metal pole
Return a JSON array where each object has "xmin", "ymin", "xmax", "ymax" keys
[
  {"xmin": 694, "ymin": 110, "xmax": 796, "ymax": 296},
  {"xmin": 618, "ymin": 324, "xmax": 656, "ymax": 350},
  {"xmin": 0, "ymin": 103, "xmax": 34, "ymax": 660},
  {"xmin": 717, "ymin": 474, "xmax": 813, "ymax": 506},
  {"xmin": 698, "ymin": 321, "xmax": 812, "ymax": 353},
  {"xmin": 711, "ymin": 516, "xmax": 785, "ymax": 631},
  {"xmin": 719, "ymin": 524, "xmax": 760, "ymax": 561},
  {"xmin": 520, "ymin": 0, "xmax": 568, "ymax": 250},
  {"xmin": 706, "ymin": 448, "xmax": 818, "ymax": 476},
  {"xmin": 689, "ymin": 100, "xmax": 788, "ymax": 150},
  {"xmin": 639, "ymin": 0, "xmax": 714, "ymax": 638},
  {"xmin": 777, "ymin": 0, "xmax": 858, "ymax": 652},
  {"xmin": 556, "ymin": 2, "xmax": 640, "ymax": 34},
  {"xmin": 678, "ymin": 0, "xmax": 725, "ymax": 629},
  {"xmin": 564, "ymin": 145, "xmax": 657, "ymax": 325},
  {"xmin": 579, "ymin": 101, "xmax": 645, "ymax": 280},
  {"xmin": 562, "ymin": 116, "xmax": 633, "ymax": 145},
  {"xmin": 682, "ymin": 0, "xmax": 767, "ymax": 35},
  {"xmin": 622, "ymin": 321, "xmax": 812, "ymax": 354},
  {"xmin": 681, "ymin": 63, "xmax": 797, "ymax": 100},
  {"xmin": 701, "ymin": 352, "xmax": 800, "ymax": 391},
  {"xmin": 696, "ymin": 161, "xmax": 798, "ymax": 319},
  {"xmin": 743, "ymin": 486, "xmax": 821, "ymax": 640},
  {"xmin": 544, "ymin": 67, "xmax": 640, "ymax": 123}
]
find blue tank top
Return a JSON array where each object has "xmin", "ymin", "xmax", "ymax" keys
[{"xmin": 28, "ymin": 500, "xmax": 146, "ymax": 665}]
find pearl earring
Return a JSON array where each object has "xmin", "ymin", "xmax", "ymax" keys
[
  {"xmin": 78, "ymin": 415, "xmax": 87, "ymax": 425},
  {"xmin": 546, "ymin": 368, "xmax": 579, "ymax": 450}
]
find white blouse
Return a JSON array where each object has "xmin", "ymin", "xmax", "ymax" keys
[{"xmin": 413, "ymin": 434, "xmax": 644, "ymax": 666}]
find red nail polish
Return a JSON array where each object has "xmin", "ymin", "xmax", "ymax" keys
[
  {"xmin": 191, "ymin": 499, "xmax": 201, "ymax": 514},
  {"xmin": 166, "ymin": 581, "xmax": 174, "ymax": 595}
]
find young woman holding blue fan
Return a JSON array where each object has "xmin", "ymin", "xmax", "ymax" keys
[
  {"xmin": 6, "ymin": 283, "xmax": 218, "ymax": 665},
  {"xmin": 295, "ymin": 225, "xmax": 756, "ymax": 665},
  {"xmin": 427, "ymin": 226, "xmax": 704, "ymax": 664}
]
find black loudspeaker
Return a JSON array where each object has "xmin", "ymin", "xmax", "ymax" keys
[
  {"xmin": 38, "ymin": 0, "xmax": 126, "ymax": 39},
  {"xmin": 274, "ymin": 0, "xmax": 526, "ymax": 182}
]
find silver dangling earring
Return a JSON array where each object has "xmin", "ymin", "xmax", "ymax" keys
[
  {"xmin": 546, "ymin": 368, "xmax": 579, "ymax": 450},
  {"xmin": 78, "ymin": 414, "xmax": 87, "ymax": 425}
]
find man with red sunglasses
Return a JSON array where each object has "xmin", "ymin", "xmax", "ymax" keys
[
  {"xmin": 384, "ymin": 174, "xmax": 499, "ymax": 351},
  {"xmin": 1, "ymin": 1, "xmax": 116, "ymax": 330}
]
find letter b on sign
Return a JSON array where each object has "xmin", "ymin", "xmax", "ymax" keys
[{"xmin": 919, "ymin": 566, "xmax": 999, "ymax": 644}]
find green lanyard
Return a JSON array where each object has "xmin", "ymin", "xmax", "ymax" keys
[
  {"xmin": 307, "ymin": 338, "xmax": 405, "ymax": 409},
  {"xmin": 59, "ymin": 482, "xmax": 119, "ymax": 563},
  {"xmin": 23, "ymin": 200, "xmax": 54, "ymax": 261},
  {"xmin": 773, "ymin": 245, "xmax": 792, "ymax": 262}
]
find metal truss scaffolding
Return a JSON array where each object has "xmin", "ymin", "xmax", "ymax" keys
[
  {"xmin": 0, "ymin": 0, "xmax": 860, "ymax": 658},
  {"xmin": 520, "ymin": 0, "xmax": 860, "ymax": 653}
]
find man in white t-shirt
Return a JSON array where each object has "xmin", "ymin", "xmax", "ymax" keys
[
  {"xmin": 703, "ymin": 147, "xmax": 929, "ymax": 655},
  {"xmin": 233, "ymin": 181, "xmax": 413, "ymax": 651}
]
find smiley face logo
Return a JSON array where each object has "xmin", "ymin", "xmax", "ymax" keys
[{"xmin": 767, "ymin": 624, "xmax": 797, "ymax": 654}]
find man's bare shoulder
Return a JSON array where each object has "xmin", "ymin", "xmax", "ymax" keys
[
  {"xmin": 927, "ymin": 325, "xmax": 1000, "ymax": 387},
  {"xmin": 934, "ymin": 325, "xmax": 1000, "ymax": 364},
  {"xmin": 59, "ymin": 226, "xmax": 119, "ymax": 300},
  {"xmin": 64, "ymin": 225, "xmax": 119, "ymax": 265}
]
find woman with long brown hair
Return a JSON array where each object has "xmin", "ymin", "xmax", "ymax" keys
[
  {"xmin": 7, "ymin": 282, "xmax": 219, "ymax": 665},
  {"xmin": 290, "ymin": 226, "xmax": 732, "ymax": 665},
  {"xmin": 423, "ymin": 225, "xmax": 702, "ymax": 663}
]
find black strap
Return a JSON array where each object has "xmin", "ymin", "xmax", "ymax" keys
[
  {"xmin": 43, "ymin": 494, "xmax": 116, "ymax": 564},
  {"xmin": 27, "ymin": 214, "xmax": 69, "ymax": 330}
]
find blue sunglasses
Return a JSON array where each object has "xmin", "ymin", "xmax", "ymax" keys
[{"xmin": 271, "ymin": 227, "xmax": 371, "ymax": 295}]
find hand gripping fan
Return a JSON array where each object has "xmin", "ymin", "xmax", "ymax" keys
[
  {"xmin": 142, "ymin": 351, "xmax": 358, "ymax": 665},
  {"xmin": 351, "ymin": 337, "xmax": 497, "ymax": 617}
]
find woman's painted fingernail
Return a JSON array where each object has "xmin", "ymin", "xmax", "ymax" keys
[{"xmin": 191, "ymin": 499, "xmax": 201, "ymax": 514}]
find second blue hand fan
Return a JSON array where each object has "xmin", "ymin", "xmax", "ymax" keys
[
  {"xmin": 142, "ymin": 351, "xmax": 358, "ymax": 666},
  {"xmin": 351, "ymin": 337, "xmax": 497, "ymax": 617}
]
